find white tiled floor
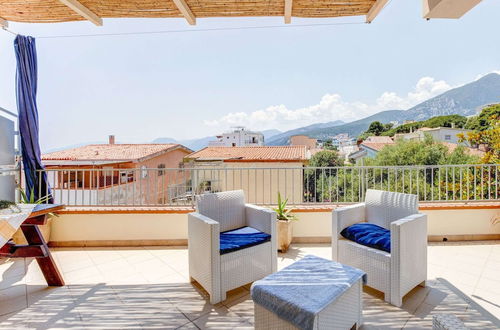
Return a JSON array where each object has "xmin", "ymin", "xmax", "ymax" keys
[{"xmin": 0, "ymin": 242, "xmax": 499, "ymax": 329}]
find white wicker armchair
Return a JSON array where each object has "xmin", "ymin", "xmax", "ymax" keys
[
  {"xmin": 188, "ymin": 190, "xmax": 277, "ymax": 304},
  {"xmin": 332, "ymin": 189, "xmax": 427, "ymax": 307}
]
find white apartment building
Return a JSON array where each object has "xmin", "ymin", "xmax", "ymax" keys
[
  {"xmin": 208, "ymin": 127, "xmax": 264, "ymax": 147},
  {"xmin": 396, "ymin": 127, "xmax": 472, "ymax": 146}
]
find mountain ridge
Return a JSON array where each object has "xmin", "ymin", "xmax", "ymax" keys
[
  {"xmin": 265, "ymin": 120, "xmax": 344, "ymax": 146},
  {"xmin": 266, "ymin": 73, "xmax": 500, "ymax": 145},
  {"xmin": 400, "ymin": 73, "xmax": 500, "ymax": 121}
]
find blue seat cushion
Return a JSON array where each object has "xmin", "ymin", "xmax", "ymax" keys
[
  {"xmin": 340, "ymin": 223, "xmax": 391, "ymax": 253},
  {"xmin": 220, "ymin": 226, "xmax": 271, "ymax": 255}
]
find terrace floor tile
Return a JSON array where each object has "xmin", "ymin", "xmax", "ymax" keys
[{"xmin": 0, "ymin": 242, "xmax": 498, "ymax": 329}]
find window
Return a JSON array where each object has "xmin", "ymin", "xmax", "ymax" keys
[
  {"xmin": 119, "ymin": 171, "xmax": 127, "ymax": 183},
  {"xmin": 444, "ymin": 135, "xmax": 451, "ymax": 141},
  {"xmin": 141, "ymin": 166, "xmax": 148, "ymax": 178},
  {"xmin": 178, "ymin": 162, "xmax": 185, "ymax": 172},
  {"xmin": 102, "ymin": 166, "xmax": 113, "ymax": 177},
  {"xmin": 158, "ymin": 164, "xmax": 165, "ymax": 176}
]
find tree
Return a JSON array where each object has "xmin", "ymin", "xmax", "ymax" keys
[
  {"xmin": 361, "ymin": 136, "xmax": 488, "ymax": 201},
  {"xmin": 460, "ymin": 104, "xmax": 500, "ymax": 164},
  {"xmin": 309, "ymin": 150, "xmax": 343, "ymax": 167},
  {"xmin": 322, "ymin": 139, "xmax": 338, "ymax": 151},
  {"xmin": 305, "ymin": 150, "xmax": 343, "ymax": 202},
  {"xmin": 424, "ymin": 115, "xmax": 467, "ymax": 129},
  {"xmin": 366, "ymin": 135, "xmax": 479, "ymax": 166},
  {"xmin": 465, "ymin": 104, "xmax": 499, "ymax": 131},
  {"xmin": 380, "ymin": 115, "xmax": 468, "ymax": 137},
  {"xmin": 383, "ymin": 123, "xmax": 394, "ymax": 131},
  {"xmin": 359, "ymin": 121, "xmax": 394, "ymax": 140},
  {"xmin": 367, "ymin": 121, "xmax": 385, "ymax": 136}
]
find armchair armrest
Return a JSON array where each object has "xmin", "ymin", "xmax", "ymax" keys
[
  {"xmin": 245, "ymin": 204, "xmax": 276, "ymax": 236},
  {"xmin": 390, "ymin": 213, "xmax": 427, "ymax": 306},
  {"xmin": 188, "ymin": 212, "xmax": 221, "ymax": 302},
  {"xmin": 332, "ymin": 203, "xmax": 366, "ymax": 238},
  {"xmin": 245, "ymin": 204, "xmax": 277, "ymax": 273},
  {"xmin": 332, "ymin": 203, "xmax": 366, "ymax": 261}
]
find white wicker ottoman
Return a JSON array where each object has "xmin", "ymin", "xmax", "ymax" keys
[{"xmin": 251, "ymin": 255, "xmax": 366, "ymax": 330}]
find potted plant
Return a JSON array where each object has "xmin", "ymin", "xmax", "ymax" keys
[{"xmin": 273, "ymin": 192, "xmax": 297, "ymax": 253}]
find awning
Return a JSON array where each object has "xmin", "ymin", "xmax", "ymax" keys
[{"xmin": 0, "ymin": 0, "xmax": 389, "ymax": 26}]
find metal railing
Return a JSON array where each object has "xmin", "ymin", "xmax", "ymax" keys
[{"xmin": 27, "ymin": 164, "xmax": 500, "ymax": 207}]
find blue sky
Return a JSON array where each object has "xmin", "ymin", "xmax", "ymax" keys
[{"xmin": 0, "ymin": 0, "xmax": 499, "ymax": 151}]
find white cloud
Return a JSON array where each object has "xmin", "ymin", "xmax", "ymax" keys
[{"xmin": 204, "ymin": 76, "xmax": 452, "ymax": 132}]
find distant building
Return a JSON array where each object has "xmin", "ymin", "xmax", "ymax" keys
[
  {"xmin": 184, "ymin": 146, "xmax": 310, "ymax": 204},
  {"xmin": 330, "ymin": 133, "xmax": 356, "ymax": 148},
  {"xmin": 338, "ymin": 145, "xmax": 358, "ymax": 164},
  {"xmin": 349, "ymin": 136, "xmax": 395, "ymax": 164},
  {"xmin": 360, "ymin": 136, "xmax": 395, "ymax": 156},
  {"xmin": 42, "ymin": 136, "xmax": 193, "ymax": 205},
  {"xmin": 208, "ymin": 127, "xmax": 264, "ymax": 147},
  {"xmin": 440, "ymin": 142, "xmax": 485, "ymax": 158},
  {"xmin": 291, "ymin": 133, "xmax": 355, "ymax": 151},
  {"xmin": 396, "ymin": 127, "xmax": 472, "ymax": 145},
  {"xmin": 289, "ymin": 135, "xmax": 317, "ymax": 150},
  {"xmin": 350, "ymin": 132, "xmax": 484, "ymax": 164}
]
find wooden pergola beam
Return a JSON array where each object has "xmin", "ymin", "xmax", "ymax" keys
[
  {"xmin": 366, "ymin": 0, "xmax": 389, "ymax": 23},
  {"xmin": 57, "ymin": 0, "xmax": 103, "ymax": 26},
  {"xmin": 423, "ymin": 0, "xmax": 482, "ymax": 19},
  {"xmin": 172, "ymin": 0, "xmax": 196, "ymax": 25},
  {"xmin": 284, "ymin": 0, "xmax": 293, "ymax": 24},
  {"xmin": 0, "ymin": 18, "xmax": 8, "ymax": 28}
]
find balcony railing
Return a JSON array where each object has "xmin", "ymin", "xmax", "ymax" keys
[{"xmin": 22, "ymin": 164, "xmax": 499, "ymax": 207}]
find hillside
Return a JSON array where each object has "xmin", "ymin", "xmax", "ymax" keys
[
  {"xmin": 401, "ymin": 73, "xmax": 500, "ymax": 121},
  {"xmin": 266, "ymin": 120, "xmax": 345, "ymax": 145},
  {"xmin": 266, "ymin": 112, "xmax": 401, "ymax": 145},
  {"xmin": 266, "ymin": 73, "xmax": 500, "ymax": 145},
  {"xmin": 375, "ymin": 114, "xmax": 467, "ymax": 137}
]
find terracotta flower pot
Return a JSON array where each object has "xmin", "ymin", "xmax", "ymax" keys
[{"xmin": 277, "ymin": 219, "xmax": 293, "ymax": 253}]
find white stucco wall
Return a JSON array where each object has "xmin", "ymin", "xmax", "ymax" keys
[
  {"xmin": 51, "ymin": 213, "xmax": 187, "ymax": 242},
  {"xmin": 0, "ymin": 115, "xmax": 16, "ymax": 201},
  {"xmin": 50, "ymin": 207, "xmax": 500, "ymax": 244},
  {"xmin": 191, "ymin": 162, "xmax": 305, "ymax": 204}
]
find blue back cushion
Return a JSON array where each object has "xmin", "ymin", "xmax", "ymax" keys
[
  {"xmin": 340, "ymin": 223, "xmax": 391, "ymax": 253},
  {"xmin": 220, "ymin": 226, "xmax": 271, "ymax": 255}
]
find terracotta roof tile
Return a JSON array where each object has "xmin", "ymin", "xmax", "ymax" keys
[
  {"xmin": 361, "ymin": 142, "xmax": 394, "ymax": 151},
  {"xmin": 364, "ymin": 136, "xmax": 394, "ymax": 143},
  {"xmin": 186, "ymin": 146, "xmax": 308, "ymax": 162},
  {"xmin": 440, "ymin": 142, "xmax": 485, "ymax": 157},
  {"xmin": 43, "ymin": 144, "xmax": 185, "ymax": 162}
]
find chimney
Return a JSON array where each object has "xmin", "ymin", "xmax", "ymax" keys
[{"xmin": 109, "ymin": 135, "xmax": 115, "ymax": 145}]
